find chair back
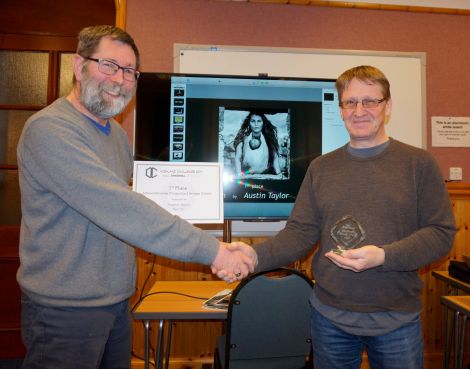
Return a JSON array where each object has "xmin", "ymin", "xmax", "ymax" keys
[{"xmin": 224, "ymin": 267, "xmax": 313, "ymax": 369}]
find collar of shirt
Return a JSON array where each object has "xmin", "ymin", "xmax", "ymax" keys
[
  {"xmin": 82, "ymin": 114, "xmax": 111, "ymax": 136},
  {"xmin": 347, "ymin": 139, "xmax": 390, "ymax": 158}
]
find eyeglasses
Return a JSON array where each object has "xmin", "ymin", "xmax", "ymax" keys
[
  {"xmin": 339, "ymin": 98, "xmax": 386, "ymax": 110},
  {"xmin": 81, "ymin": 56, "xmax": 140, "ymax": 82}
]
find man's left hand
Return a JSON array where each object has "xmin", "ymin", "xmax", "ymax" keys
[{"xmin": 325, "ymin": 245, "xmax": 385, "ymax": 272}]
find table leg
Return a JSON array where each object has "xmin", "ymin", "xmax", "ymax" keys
[
  {"xmin": 454, "ymin": 311, "xmax": 460, "ymax": 369},
  {"xmin": 442, "ymin": 307, "xmax": 454, "ymax": 369},
  {"xmin": 156, "ymin": 319, "xmax": 165, "ymax": 369},
  {"xmin": 457, "ymin": 315, "xmax": 467, "ymax": 369},
  {"xmin": 144, "ymin": 320, "xmax": 150, "ymax": 369},
  {"xmin": 164, "ymin": 320, "xmax": 173, "ymax": 369}
]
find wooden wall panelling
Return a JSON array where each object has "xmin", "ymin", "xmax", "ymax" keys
[
  {"xmin": 421, "ymin": 184, "xmax": 470, "ymax": 367},
  {"xmin": 215, "ymin": 0, "xmax": 470, "ymax": 15},
  {"xmin": 130, "ymin": 183, "xmax": 470, "ymax": 368},
  {"xmin": 130, "ymin": 250, "xmax": 222, "ymax": 363},
  {"xmin": 0, "ymin": 0, "xmax": 117, "ymax": 359}
]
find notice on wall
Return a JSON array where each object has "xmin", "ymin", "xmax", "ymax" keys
[
  {"xmin": 133, "ymin": 161, "xmax": 224, "ymax": 224},
  {"xmin": 432, "ymin": 116, "xmax": 470, "ymax": 147}
]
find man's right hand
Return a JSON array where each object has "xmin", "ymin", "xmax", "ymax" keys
[{"xmin": 211, "ymin": 241, "xmax": 258, "ymax": 283}]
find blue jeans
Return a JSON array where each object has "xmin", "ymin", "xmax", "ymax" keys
[
  {"xmin": 21, "ymin": 293, "xmax": 131, "ymax": 369},
  {"xmin": 310, "ymin": 307, "xmax": 423, "ymax": 369}
]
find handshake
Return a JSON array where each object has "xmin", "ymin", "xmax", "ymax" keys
[{"xmin": 211, "ymin": 241, "xmax": 258, "ymax": 283}]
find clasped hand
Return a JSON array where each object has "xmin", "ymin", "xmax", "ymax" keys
[{"xmin": 211, "ymin": 242, "xmax": 258, "ymax": 283}]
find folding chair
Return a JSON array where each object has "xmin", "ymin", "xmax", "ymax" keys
[{"xmin": 214, "ymin": 267, "xmax": 314, "ymax": 369}]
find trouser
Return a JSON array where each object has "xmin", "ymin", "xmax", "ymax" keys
[
  {"xmin": 310, "ymin": 307, "xmax": 423, "ymax": 369},
  {"xmin": 21, "ymin": 293, "xmax": 132, "ymax": 369}
]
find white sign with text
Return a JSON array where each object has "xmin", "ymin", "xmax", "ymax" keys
[
  {"xmin": 431, "ymin": 116, "xmax": 470, "ymax": 147},
  {"xmin": 133, "ymin": 161, "xmax": 224, "ymax": 224}
]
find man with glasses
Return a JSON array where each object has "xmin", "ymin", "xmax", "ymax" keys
[
  {"xmin": 17, "ymin": 25, "xmax": 256, "ymax": 369},
  {"xmin": 222, "ymin": 65, "xmax": 456, "ymax": 368}
]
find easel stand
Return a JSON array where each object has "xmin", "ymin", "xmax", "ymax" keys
[{"xmin": 223, "ymin": 219, "xmax": 232, "ymax": 243}]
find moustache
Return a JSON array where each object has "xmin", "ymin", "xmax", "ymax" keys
[{"xmin": 101, "ymin": 83, "xmax": 127, "ymax": 98}]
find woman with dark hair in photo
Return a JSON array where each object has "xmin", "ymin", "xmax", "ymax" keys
[{"xmin": 233, "ymin": 110, "xmax": 281, "ymax": 176}]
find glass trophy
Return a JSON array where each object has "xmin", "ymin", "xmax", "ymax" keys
[{"xmin": 330, "ymin": 215, "xmax": 365, "ymax": 255}]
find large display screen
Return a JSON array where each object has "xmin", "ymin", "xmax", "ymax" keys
[{"xmin": 135, "ymin": 73, "xmax": 348, "ymax": 220}]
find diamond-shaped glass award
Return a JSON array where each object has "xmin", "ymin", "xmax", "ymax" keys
[{"xmin": 330, "ymin": 215, "xmax": 365, "ymax": 255}]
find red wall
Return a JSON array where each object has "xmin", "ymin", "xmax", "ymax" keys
[{"xmin": 124, "ymin": 0, "xmax": 470, "ymax": 181}]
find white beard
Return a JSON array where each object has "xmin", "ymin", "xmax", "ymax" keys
[{"xmin": 80, "ymin": 69, "xmax": 135, "ymax": 119}]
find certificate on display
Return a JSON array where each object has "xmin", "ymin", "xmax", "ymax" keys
[{"xmin": 133, "ymin": 161, "xmax": 224, "ymax": 224}]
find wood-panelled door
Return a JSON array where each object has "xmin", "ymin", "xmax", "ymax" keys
[{"xmin": 0, "ymin": 0, "xmax": 115, "ymax": 358}]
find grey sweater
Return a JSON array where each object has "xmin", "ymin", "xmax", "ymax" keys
[
  {"xmin": 254, "ymin": 138, "xmax": 456, "ymax": 313},
  {"xmin": 17, "ymin": 98, "xmax": 219, "ymax": 307}
]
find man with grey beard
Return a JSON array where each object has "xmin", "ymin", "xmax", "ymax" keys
[{"xmin": 16, "ymin": 25, "xmax": 256, "ymax": 369}]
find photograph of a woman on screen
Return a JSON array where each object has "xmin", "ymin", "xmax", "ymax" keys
[{"xmin": 219, "ymin": 108, "xmax": 290, "ymax": 180}]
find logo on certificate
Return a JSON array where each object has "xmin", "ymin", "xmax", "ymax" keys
[{"xmin": 145, "ymin": 167, "xmax": 158, "ymax": 178}]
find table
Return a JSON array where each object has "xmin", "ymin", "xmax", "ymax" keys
[
  {"xmin": 433, "ymin": 270, "xmax": 470, "ymax": 369},
  {"xmin": 133, "ymin": 280, "xmax": 235, "ymax": 369},
  {"xmin": 432, "ymin": 270, "xmax": 470, "ymax": 295}
]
